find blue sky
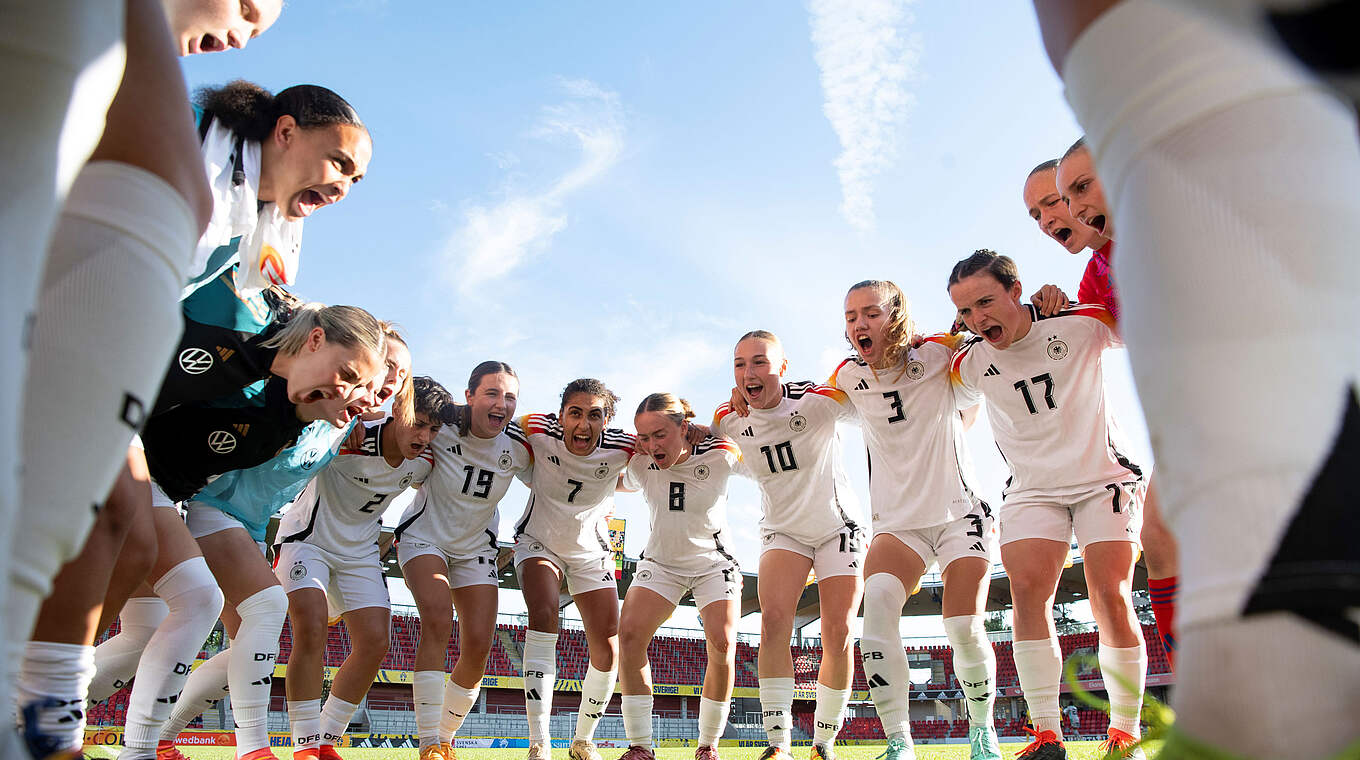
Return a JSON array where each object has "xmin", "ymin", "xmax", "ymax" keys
[{"xmin": 181, "ymin": 1, "xmax": 1151, "ymax": 640}]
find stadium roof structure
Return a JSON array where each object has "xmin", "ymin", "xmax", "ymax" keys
[{"xmin": 266, "ymin": 518, "xmax": 1151, "ymax": 631}]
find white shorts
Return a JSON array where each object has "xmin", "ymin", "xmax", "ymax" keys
[
  {"xmin": 397, "ymin": 538, "xmax": 500, "ymax": 590},
  {"xmin": 1000, "ymin": 481, "xmax": 1144, "ymax": 550},
  {"xmin": 514, "ymin": 533, "xmax": 617, "ymax": 597},
  {"xmin": 276, "ymin": 541, "xmax": 389, "ymax": 615},
  {"xmin": 184, "ymin": 502, "xmax": 268, "ymax": 554},
  {"xmin": 631, "ymin": 558, "xmax": 742, "ymax": 611},
  {"xmin": 149, "ymin": 478, "xmax": 179, "ymax": 510},
  {"xmin": 760, "ymin": 527, "xmax": 865, "ymax": 580},
  {"xmin": 877, "ymin": 507, "xmax": 997, "ymax": 572}
]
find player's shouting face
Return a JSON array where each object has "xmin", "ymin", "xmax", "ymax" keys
[
  {"xmin": 1024, "ymin": 165, "xmax": 1101, "ymax": 254},
  {"xmin": 733, "ymin": 336, "xmax": 787, "ymax": 410},
  {"xmin": 560, "ymin": 392, "xmax": 609, "ymax": 456},
  {"xmin": 264, "ymin": 121, "xmax": 373, "ymax": 221},
  {"xmin": 395, "ymin": 413, "xmax": 441, "ymax": 459},
  {"xmin": 844, "ymin": 287, "xmax": 891, "ymax": 368},
  {"xmin": 1057, "ymin": 146, "xmax": 1113, "ymax": 240},
  {"xmin": 949, "ymin": 271, "xmax": 1030, "ymax": 351},
  {"xmin": 634, "ymin": 410, "xmax": 688, "ymax": 469},
  {"xmin": 466, "ymin": 370, "xmax": 519, "ymax": 439}
]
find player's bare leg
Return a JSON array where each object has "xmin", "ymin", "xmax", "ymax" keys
[
  {"xmin": 1139, "ymin": 479, "xmax": 1179, "ymax": 665},
  {"xmin": 1001, "ymin": 538, "xmax": 1069, "ymax": 755},
  {"xmin": 443, "ymin": 582, "xmax": 497, "ymax": 754},
  {"xmin": 571, "ymin": 586, "xmax": 620, "ymax": 760},
  {"xmin": 860, "ymin": 536, "xmax": 926, "ymax": 760},
  {"xmin": 618, "ymin": 586, "xmax": 676, "ymax": 758},
  {"xmin": 520, "ymin": 558, "xmax": 565, "ymax": 760},
  {"xmin": 940, "ymin": 556, "xmax": 1001, "ymax": 760},
  {"xmin": 696, "ymin": 596, "xmax": 739, "ymax": 756},
  {"xmin": 1083, "ymin": 540, "xmax": 1147, "ymax": 755},
  {"xmin": 756, "ymin": 549, "xmax": 813, "ymax": 759}
]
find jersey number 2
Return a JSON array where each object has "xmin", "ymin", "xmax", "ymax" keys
[{"xmin": 358, "ymin": 493, "xmax": 387, "ymax": 513}]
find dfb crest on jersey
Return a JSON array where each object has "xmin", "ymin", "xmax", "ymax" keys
[
  {"xmin": 789, "ymin": 414, "xmax": 808, "ymax": 433},
  {"xmin": 762, "ymin": 533, "xmax": 775, "ymax": 544},
  {"xmin": 635, "ymin": 569, "xmax": 652, "ymax": 582},
  {"xmin": 398, "ymin": 472, "xmax": 414, "ymax": 490},
  {"xmin": 207, "ymin": 430, "xmax": 237, "ymax": 454},
  {"xmin": 530, "ymin": 542, "xmax": 544, "ymax": 552},
  {"xmin": 593, "ymin": 463, "xmax": 611, "ymax": 480},
  {"xmin": 178, "ymin": 347, "xmax": 214, "ymax": 375},
  {"xmin": 1046, "ymin": 337, "xmax": 1069, "ymax": 361},
  {"xmin": 300, "ymin": 447, "xmax": 322, "ymax": 470},
  {"xmin": 906, "ymin": 360, "xmax": 926, "ymax": 381},
  {"xmin": 694, "ymin": 464, "xmax": 711, "ymax": 481},
  {"xmin": 498, "ymin": 452, "xmax": 514, "ymax": 470},
  {"xmin": 289, "ymin": 562, "xmax": 307, "ymax": 581}
]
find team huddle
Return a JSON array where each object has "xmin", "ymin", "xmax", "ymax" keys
[{"xmin": 6, "ymin": 2, "xmax": 1359, "ymax": 760}]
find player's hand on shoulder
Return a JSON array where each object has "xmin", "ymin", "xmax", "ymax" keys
[
  {"xmin": 729, "ymin": 387, "xmax": 749, "ymax": 417},
  {"xmin": 1030, "ymin": 283, "xmax": 1070, "ymax": 316},
  {"xmin": 685, "ymin": 422, "xmax": 710, "ymax": 444}
]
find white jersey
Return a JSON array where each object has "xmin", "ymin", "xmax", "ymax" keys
[
  {"xmin": 394, "ymin": 422, "xmax": 533, "ymax": 557},
  {"xmin": 712, "ymin": 381, "xmax": 862, "ymax": 546},
  {"xmin": 511, "ymin": 413, "xmax": 636, "ymax": 558},
  {"xmin": 950, "ymin": 304, "xmax": 1144, "ymax": 504},
  {"xmin": 621, "ymin": 436, "xmax": 742, "ymax": 575},
  {"xmin": 276, "ymin": 418, "xmax": 434, "ymax": 559},
  {"xmin": 829, "ymin": 334, "xmax": 986, "ymax": 532}
]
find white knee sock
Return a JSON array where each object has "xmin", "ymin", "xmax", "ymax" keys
[
  {"xmin": 11, "ymin": 162, "xmax": 195, "ymax": 657},
  {"xmin": 160, "ymin": 649, "xmax": 231, "ymax": 742},
  {"xmin": 812, "ymin": 682, "xmax": 850, "ymax": 747},
  {"xmin": 758, "ymin": 676, "xmax": 794, "ymax": 750},
  {"xmin": 859, "ymin": 573, "xmax": 910, "ymax": 741},
  {"xmin": 227, "ymin": 586, "xmax": 287, "ymax": 754},
  {"xmin": 1012, "ymin": 638, "xmax": 1063, "ymax": 738},
  {"xmin": 413, "ymin": 671, "xmax": 444, "ymax": 749},
  {"xmin": 574, "ymin": 664, "xmax": 617, "ymax": 742},
  {"xmin": 319, "ymin": 695, "xmax": 359, "ymax": 747},
  {"xmin": 621, "ymin": 694, "xmax": 652, "ymax": 748},
  {"xmin": 287, "ymin": 698, "xmax": 321, "ymax": 752},
  {"xmin": 88, "ymin": 597, "xmax": 168, "ymax": 704},
  {"xmin": 122, "ymin": 558, "xmax": 224, "ymax": 752},
  {"xmin": 522, "ymin": 630, "xmax": 557, "ymax": 744},
  {"xmin": 942, "ymin": 614, "xmax": 996, "ymax": 727},
  {"xmin": 697, "ymin": 696, "xmax": 729, "ymax": 748},
  {"xmin": 440, "ymin": 680, "xmax": 480, "ymax": 743},
  {"xmin": 15, "ymin": 641, "xmax": 96, "ymax": 755},
  {"xmin": 0, "ymin": 1, "xmax": 124, "ymax": 713},
  {"xmin": 1098, "ymin": 642, "xmax": 1146, "ymax": 736}
]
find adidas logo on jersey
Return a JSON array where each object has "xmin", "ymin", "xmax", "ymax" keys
[
  {"xmin": 854, "ymin": 378, "xmax": 869, "ymax": 390},
  {"xmin": 525, "ymin": 689, "xmax": 541, "ymax": 701},
  {"xmin": 548, "ymin": 455, "xmax": 561, "ymax": 466},
  {"xmin": 868, "ymin": 673, "xmax": 890, "ymax": 688},
  {"xmin": 984, "ymin": 364, "xmax": 1001, "ymax": 377},
  {"xmin": 215, "ymin": 345, "xmax": 235, "ymax": 362},
  {"xmin": 969, "ymin": 541, "xmax": 984, "ymax": 552},
  {"xmin": 741, "ymin": 427, "xmax": 755, "ymax": 437},
  {"xmin": 232, "ymin": 423, "xmax": 250, "ymax": 436}
]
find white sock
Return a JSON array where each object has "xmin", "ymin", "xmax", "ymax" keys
[
  {"xmin": 227, "ymin": 586, "xmax": 287, "ymax": 754},
  {"xmin": 287, "ymin": 698, "xmax": 321, "ymax": 751},
  {"xmin": 413, "ymin": 670, "xmax": 444, "ymax": 749},
  {"xmin": 574, "ymin": 664, "xmax": 617, "ymax": 741},
  {"xmin": 523, "ymin": 630, "xmax": 558, "ymax": 744},
  {"xmin": 1013, "ymin": 638, "xmax": 1063, "ymax": 739},
  {"xmin": 621, "ymin": 694, "xmax": 653, "ymax": 748},
  {"xmin": 11, "ymin": 161, "xmax": 196, "ymax": 658},
  {"xmin": 88, "ymin": 597, "xmax": 168, "ymax": 703},
  {"xmin": 15, "ymin": 641, "xmax": 96, "ymax": 755},
  {"xmin": 942, "ymin": 614, "xmax": 996, "ymax": 727},
  {"xmin": 319, "ymin": 695, "xmax": 359, "ymax": 747},
  {"xmin": 859, "ymin": 573, "xmax": 910, "ymax": 740},
  {"xmin": 123, "ymin": 558, "xmax": 225, "ymax": 751},
  {"xmin": 159, "ymin": 648, "xmax": 231, "ymax": 742},
  {"xmin": 697, "ymin": 696, "xmax": 729, "ymax": 748},
  {"xmin": 1098, "ymin": 642, "xmax": 1146, "ymax": 737},
  {"xmin": 758, "ymin": 676, "xmax": 794, "ymax": 750},
  {"xmin": 440, "ymin": 680, "xmax": 480, "ymax": 743},
  {"xmin": 812, "ymin": 682, "xmax": 850, "ymax": 747}
]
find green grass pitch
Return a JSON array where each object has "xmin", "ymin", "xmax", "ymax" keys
[{"xmin": 88, "ymin": 743, "xmax": 1162, "ymax": 759}]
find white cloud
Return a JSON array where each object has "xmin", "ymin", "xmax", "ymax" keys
[
  {"xmin": 808, "ymin": 0, "xmax": 919, "ymax": 232},
  {"xmin": 441, "ymin": 79, "xmax": 625, "ymax": 294}
]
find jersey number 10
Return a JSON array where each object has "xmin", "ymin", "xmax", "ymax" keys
[{"xmin": 759, "ymin": 442, "xmax": 798, "ymax": 473}]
